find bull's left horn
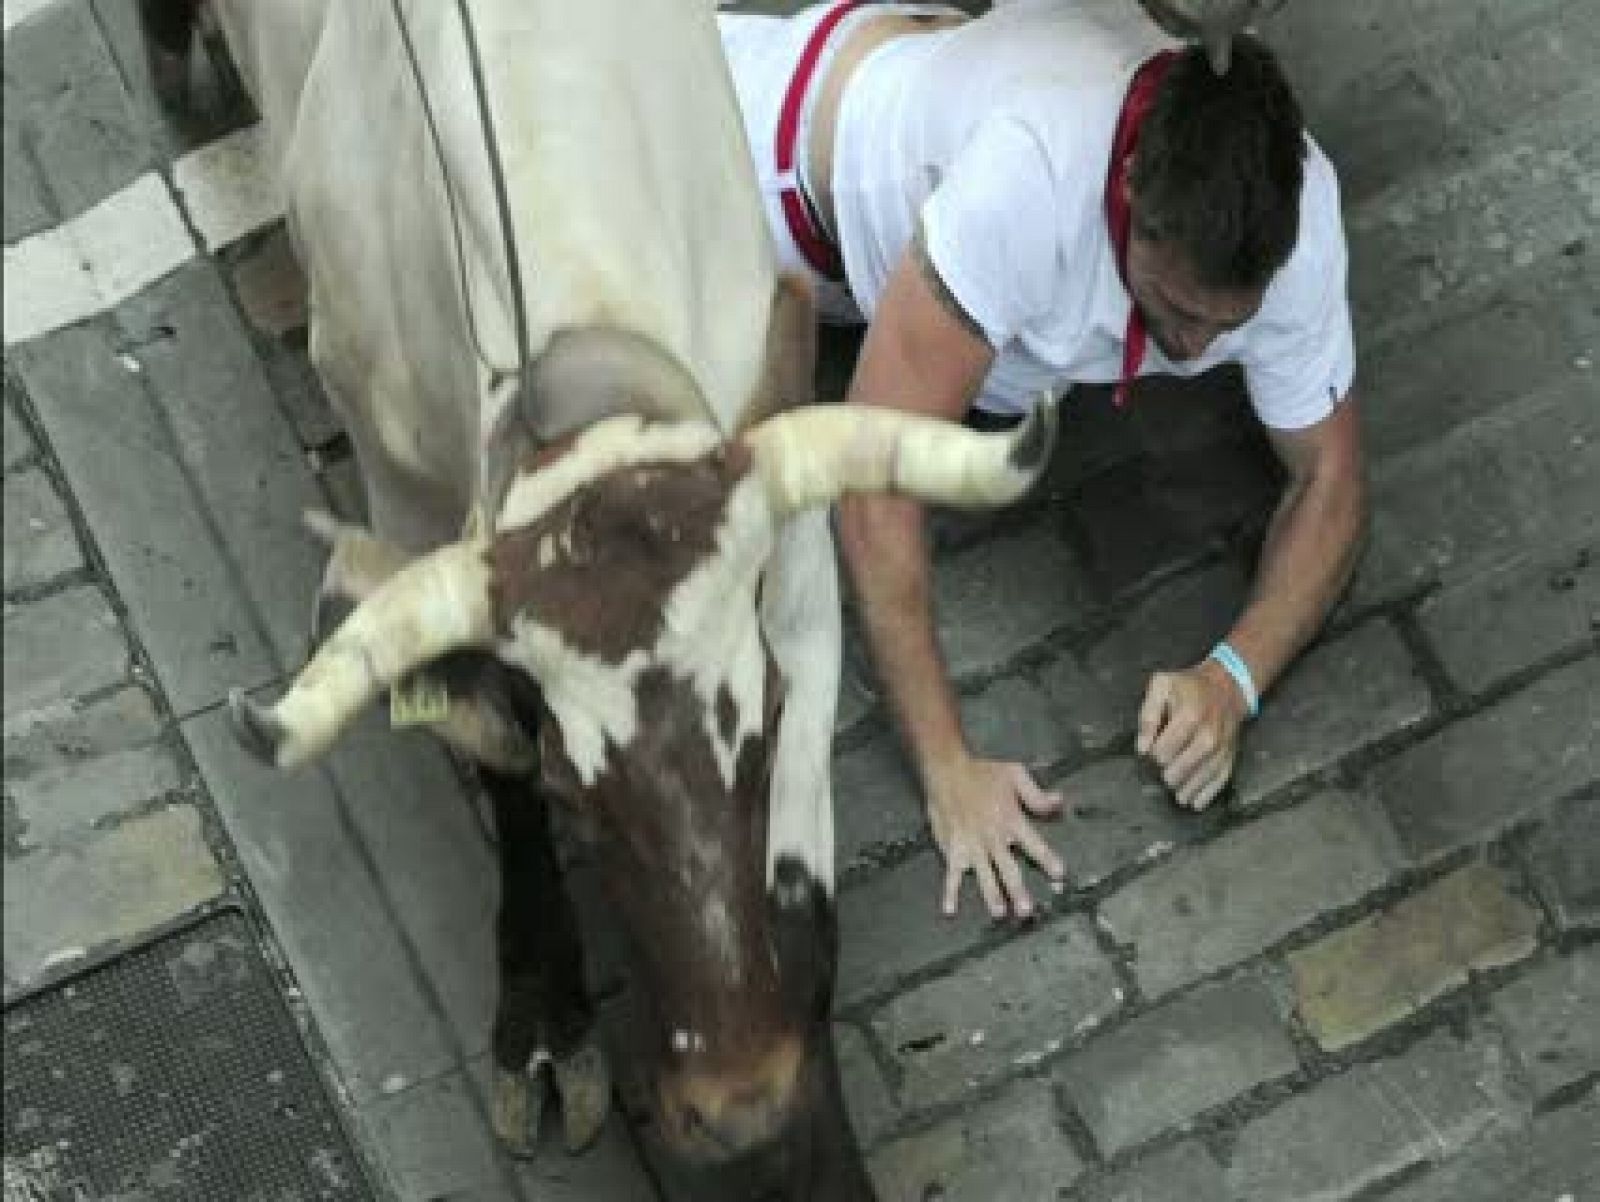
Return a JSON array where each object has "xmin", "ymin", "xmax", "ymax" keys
[
  {"xmin": 743, "ymin": 399, "xmax": 1057, "ymax": 519},
  {"xmin": 230, "ymin": 539, "xmax": 496, "ymax": 769}
]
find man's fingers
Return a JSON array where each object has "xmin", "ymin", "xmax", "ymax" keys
[
  {"xmin": 1164, "ymin": 728, "xmax": 1217, "ymax": 795},
  {"xmin": 975, "ymin": 857, "xmax": 1007, "ymax": 920},
  {"xmin": 1014, "ymin": 820, "xmax": 1066, "ymax": 887},
  {"xmin": 1149, "ymin": 706, "xmax": 1198, "ymax": 767},
  {"xmin": 1136, "ymin": 673, "xmax": 1174, "ymax": 756},
  {"xmin": 1189, "ymin": 762, "xmax": 1233, "ymax": 811},
  {"xmin": 1012, "ymin": 766, "xmax": 1065, "ymax": 817},
  {"xmin": 994, "ymin": 846, "xmax": 1034, "ymax": 919},
  {"xmin": 941, "ymin": 859, "xmax": 965, "ymax": 918}
]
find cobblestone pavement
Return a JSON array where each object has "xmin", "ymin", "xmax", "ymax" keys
[{"xmin": 4, "ymin": 0, "xmax": 1597, "ymax": 1199}]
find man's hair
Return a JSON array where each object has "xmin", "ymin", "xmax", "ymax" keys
[{"xmin": 1129, "ymin": 35, "xmax": 1306, "ymax": 291}]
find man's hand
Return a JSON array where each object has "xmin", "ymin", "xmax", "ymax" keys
[
  {"xmin": 1137, "ymin": 660, "xmax": 1248, "ymax": 810},
  {"xmin": 924, "ymin": 755, "xmax": 1066, "ymax": 919}
]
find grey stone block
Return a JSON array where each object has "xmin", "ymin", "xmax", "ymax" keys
[
  {"xmin": 837, "ymin": 849, "xmax": 994, "ymax": 1007},
  {"xmin": 959, "ymin": 672, "xmax": 1069, "ymax": 769},
  {"xmin": 2, "ymin": 113, "xmax": 53, "ymax": 242},
  {"xmin": 869, "ymin": 917, "xmax": 1122, "ymax": 1109},
  {"xmin": 2, "ymin": 684, "xmax": 163, "ymax": 775},
  {"xmin": 115, "ymin": 259, "xmax": 327, "ymax": 676},
  {"xmin": 320, "ymin": 711, "xmax": 500, "ymax": 1060},
  {"xmin": 1416, "ymin": 541, "xmax": 1600, "ymax": 696},
  {"xmin": 2, "ymin": 585, "xmax": 129, "ymax": 719},
  {"xmin": 1225, "ymin": 1031, "xmax": 1521, "ymax": 1202},
  {"xmin": 1524, "ymin": 792, "xmax": 1600, "ymax": 933},
  {"xmin": 1035, "ymin": 651, "xmax": 1126, "ymax": 752},
  {"xmin": 1044, "ymin": 757, "xmax": 1192, "ymax": 890},
  {"xmin": 1348, "ymin": 378, "xmax": 1600, "ymax": 612},
  {"xmin": 355, "ymin": 1069, "xmax": 513, "ymax": 1201},
  {"xmin": 4, "ymin": 394, "xmax": 37, "ymax": 470},
  {"xmin": 181, "ymin": 705, "xmax": 458, "ymax": 1103},
  {"xmin": 12, "ymin": 322, "xmax": 279, "ymax": 713},
  {"xmin": 7, "ymin": 742, "xmax": 184, "ymax": 849},
  {"xmin": 1346, "ymin": 86, "xmax": 1599, "ymax": 345},
  {"xmin": 1359, "ymin": 249, "xmax": 1598, "ymax": 463},
  {"xmin": 869, "ymin": 1080, "xmax": 1084, "ymax": 1202},
  {"xmin": 1099, "ymin": 792, "xmax": 1405, "ymax": 998},
  {"xmin": 2, "ymin": 0, "xmax": 151, "ymax": 222},
  {"xmin": 1491, "ymin": 947, "xmax": 1600, "ymax": 1102},
  {"xmin": 1077, "ymin": 1141, "xmax": 1228, "ymax": 1202},
  {"xmin": 3, "ymin": 467, "xmax": 85, "ymax": 591},
  {"xmin": 1057, "ymin": 978, "xmax": 1299, "ymax": 1157},
  {"xmin": 1378, "ymin": 1093, "xmax": 1600, "ymax": 1202},
  {"xmin": 935, "ymin": 522, "xmax": 1094, "ymax": 680},
  {"xmin": 1083, "ymin": 561, "xmax": 1250, "ymax": 720},
  {"xmin": 3, "ymin": 804, "xmax": 223, "ymax": 996},
  {"xmin": 1276, "ymin": 0, "xmax": 1593, "ymax": 207},
  {"xmin": 833, "ymin": 731, "xmax": 923, "ymax": 872},
  {"xmin": 835, "ymin": 1023, "xmax": 896, "ymax": 1147},
  {"xmin": 1377, "ymin": 657, "xmax": 1600, "ymax": 861},
  {"xmin": 1232, "ymin": 619, "xmax": 1433, "ymax": 807}
]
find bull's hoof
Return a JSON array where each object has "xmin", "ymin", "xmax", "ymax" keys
[
  {"xmin": 491, "ymin": 1062, "xmax": 549, "ymax": 1159},
  {"xmin": 553, "ymin": 1037, "xmax": 611, "ymax": 1154}
]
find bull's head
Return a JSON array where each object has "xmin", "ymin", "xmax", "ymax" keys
[
  {"xmin": 230, "ymin": 330, "xmax": 1055, "ymax": 1177},
  {"xmin": 1136, "ymin": 0, "xmax": 1290, "ymax": 73}
]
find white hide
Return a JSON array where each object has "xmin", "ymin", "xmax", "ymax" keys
[{"xmin": 213, "ymin": 0, "xmax": 838, "ymax": 889}]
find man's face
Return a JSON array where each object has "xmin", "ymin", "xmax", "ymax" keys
[{"xmin": 1124, "ymin": 226, "xmax": 1264, "ymax": 363}]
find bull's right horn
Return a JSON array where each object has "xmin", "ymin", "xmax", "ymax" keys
[
  {"xmin": 230, "ymin": 539, "xmax": 496, "ymax": 770},
  {"xmin": 742, "ymin": 398, "xmax": 1057, "ymax": 520}
]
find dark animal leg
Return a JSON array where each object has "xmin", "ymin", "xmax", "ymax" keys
[
  {"xmin": 135, "ymin": 0, "xmax": 201, "ymax": 112},
  {"xmin": 484, "ymin": 769, "xmax": 610, "ymax": 1156}
]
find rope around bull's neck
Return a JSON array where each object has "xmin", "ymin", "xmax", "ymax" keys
[{"xmin": 386, "ymin": 0, "xmax": 531, "ymax": 394}]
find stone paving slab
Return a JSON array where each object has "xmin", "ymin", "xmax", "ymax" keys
[
  {"xmin": 868, "ymin": 1080, "xmax": 1084, "ymax": 1202},
  {"xmin": 2, "ymin": 466, "xmax": 84, "ymax": 592},
  {"xmin": 1377, "ymin": 1092, "xmax": 1600, "ymax": 1202},
  {"xmin": 1224, "ymin": 1031, "xmax": 1521, "ymax": 1202},
  {"xmin": 1042, "ymin": 756, "xmax": 1196, "ymax": 890},
  {"xmin": 357, "ymin": 1066, "xmax": 517, "ymax": 1201},
  {"xmin": 182, "ymin": 705, "xmax": 460, "ymax": 1106},
  {"xmin": 1416, "ymin": 539, "xmax": 1599, "ymax": 696},
  {"xmin": 2, "ymin": 0, "xmax": 152, "ymax": 224},
  {"xmin": 3, "ymin": 387, "xmax": 37, "ymax": 468},
  {"xmin": 1288, "ymin": 860, "xmax": 1541, "ymax": 1052},
  {"xmin": 1230, "ymin": 618, "xmax": 1433, "ymax": 807},
  {"xmin": 1077, "ymin": 1141, "xmax": 1228, "ymax": 1202},
  {"xmin": 1056, "ymin": 977, "xmax": 1299, "ymax": 1157},
  {"xmin": 2, "ymin": 584, "xmax": 129, "ymax": 717},
  {"xmin": 1376, "ymin": 654, "xmax": 1600, "ymax": 861},
  {"xmin": 2, "ymin": 682, "xmax": 162, "ymax": 774},
  {"xmin": 835, "ymin": 1023, "xmax": 896, "ymax": 1146},
  {"xmin": 1523, "ymin": 792, "xmax": 1600, "ymax": 934},
  {"xmin": 1489, "ymin": 946, "xmax": 1600, "ymax": 1102},
  {"xmin": 12, "ymin": 322, "xmax": 282, "ymax": 711},
  {"xmin": 2, "ymin": 803, "xmax": 224, "ymax": 997},
  {"xmin": 870, "ymin": 918, "xmax": 1122, "ymax": 1110},
  {"xmin": 934, "ymin": 521, "xmax": 1095, "ymax": 680},
  {"xmin": 1098, "ymin": 791, "xmax": 1406, "ymax": 998},
  {"xmin": 836, "ymin": 849, "xmax": 994, "ymax": 1008},
  {"xmin": 8, "ymin": 740, "xmax": 185, "ymax": 850}
]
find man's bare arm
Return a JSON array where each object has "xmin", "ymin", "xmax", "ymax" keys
[
  {"xmin": 1140, "ymin": 395, "xmax": 1368, "ymax": 808},
  {"xmin": 839, "ymin": 230, "xmax": 1066, "ymax": 917}
]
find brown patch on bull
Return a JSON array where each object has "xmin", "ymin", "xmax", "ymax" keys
[{"xmin": 488, "ymin": 446, "xmax": 753, "ymax": 661}]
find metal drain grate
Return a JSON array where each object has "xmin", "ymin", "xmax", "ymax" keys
[{"xmin": 3, "ymin": 911, "xmax": 372, "ymax": 1201}]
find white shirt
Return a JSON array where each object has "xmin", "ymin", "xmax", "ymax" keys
[{"xmin": 830, "ymin": 0, "xmax": 1356, "ymax": 429}]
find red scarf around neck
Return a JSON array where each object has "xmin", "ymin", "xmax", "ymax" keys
[{"xmin": 1105, "ymin": 49, "xmax": 1177, "ymax": 407}]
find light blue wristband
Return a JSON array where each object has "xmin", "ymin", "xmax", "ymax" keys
[{"xmin": 1209, "ymin": 641, "xmax": 1260, "ymax": 719}]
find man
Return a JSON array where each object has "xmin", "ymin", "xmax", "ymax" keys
[{"xmin": 718, "ymin": 0, "xmax": 1367, "ymax": 920}]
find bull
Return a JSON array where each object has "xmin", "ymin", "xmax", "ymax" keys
[
  {"xmin": 139, "ymin": 0, "xmax": 1055, "ymax": 1194},
  {"xmin": 1135, "ymin": 0, "xmax": 1292, "ymax": 72}
]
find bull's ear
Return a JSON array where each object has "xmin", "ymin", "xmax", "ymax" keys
[{"xmin": 737, "ymin": 273, "xmax": 817, "ymax": 433}]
